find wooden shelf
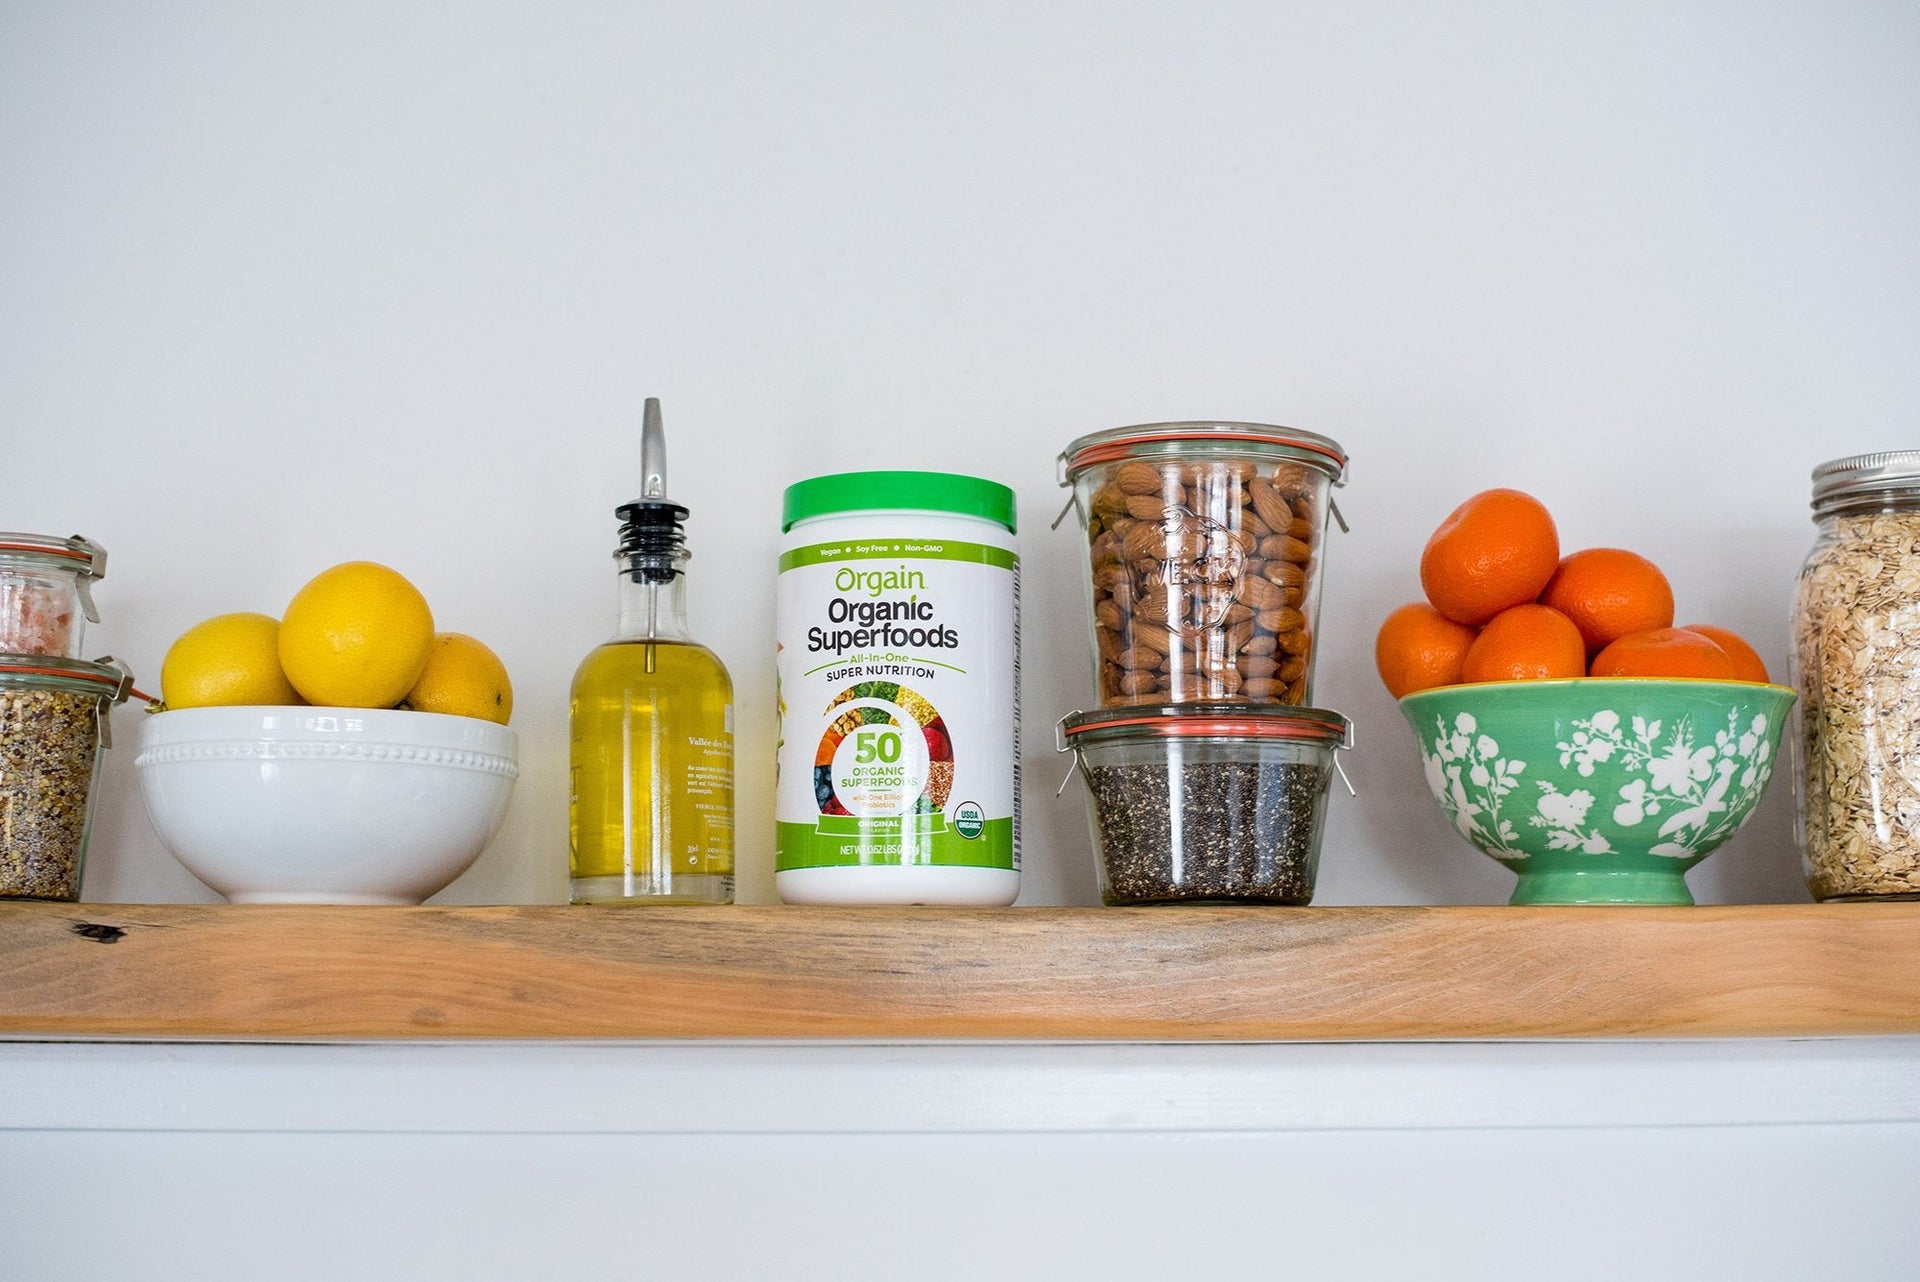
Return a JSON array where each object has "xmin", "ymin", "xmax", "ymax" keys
[{"xmin": 2, "ymin": 901, "xmax": 1918, "ymax": 1042}]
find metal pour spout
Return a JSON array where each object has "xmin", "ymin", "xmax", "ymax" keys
[{"xmin": 641, "ymin": 397, "xmax": 667, "ymax": 500}]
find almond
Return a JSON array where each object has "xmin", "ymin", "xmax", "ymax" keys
[
  {"xmin": 1257, "ymin": 610, "xmax": 1309, "ymax": 638},
  {"xmin": 1207, "ymin": 667, "xmax": 1244, "ymax": 694},
  {"xmin": 1239, "ymin": 654, "xmax": 1280, "ymax": 679},
  {"xmin": 1269, "ymin": 534, "xmax": 1313, "ymax": 564},
  {"xmin": 1125, "ymin": 495, "xmax": 1173, "ymax": 522},
  {"xmin": 1241, "ymin": 677, "xmax": 1284, "ymax": 700},
  {"xmin": 1249, "ymin": 477, "xmax": 1294, "ymax": 532},
  {"xmin": 1128, "ymin": 621, "xmax": 1172, "ymax": 655},
  {"xmin": 1113, "ymin": 461, "xmax": 1169, "ymax": 495},
  {"xmin": 1122, "ymin": 521, "xmax": 1168, "ymax": 562},
  {"xmin": 1091, "ymin": 484, "xmax": 1129, "ymax": 518},
  {"xmin": 1236, "ymin": 576, "xmax": 1286, "ymax": 610},
  {"xmin": 1263, "ymin": 606, "xmax": 1307, "ymax": 634}
]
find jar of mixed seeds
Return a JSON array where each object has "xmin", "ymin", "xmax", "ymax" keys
[
  {"xmin": 1791, "ymin": 451, "xmax": 1920, "ymax": 900},
  {"xmin": 1060, "ymin": 703, "xmax": 1351, "ymax": 905},
  {"xmin": 1058, "ymin": 423, "xmax": 1347, "ymax": 708},
  {"xmin": 0, "ymin": 654, "xmax": 134, "ymax": 901}
]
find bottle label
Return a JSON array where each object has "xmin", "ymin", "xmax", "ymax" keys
[{"xmin": 776, "ymin": 534, "xmax": 1019, "ymax": 873}]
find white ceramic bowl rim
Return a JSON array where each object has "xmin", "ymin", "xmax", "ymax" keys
[
  {"xmin": 135, "ymin": 705, "xmax": 518, "ymax": 775},
  {"xmin": 139, "ymin": 703, "xmax": 516, "ymax": 742}
]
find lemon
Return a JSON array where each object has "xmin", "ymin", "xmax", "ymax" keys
[
  {"xmin": 401, "ymin": 632, "xmax": 513, "ymax": 724},
  {"xmin": 278, "ymin": 561, "xmax": 434, "ymax": 708},
  {"xmin": 160, "ymin": 612, "xmax": 303, "ymax": 708}
]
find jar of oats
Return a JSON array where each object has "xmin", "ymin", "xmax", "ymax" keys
[
  {"xmin": 0, "ymin": 654, "xmax": 134, "ymax": 900},
  {"xmin": 1792, "ymin": 451, "xmax": 1920, "ymax": 900}
]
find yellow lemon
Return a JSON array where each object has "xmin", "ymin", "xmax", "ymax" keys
[
  {"xmin": 160, "ymin": 612, "xmax": 303, "ymax": 708},
  {"xmin": 278, "ymin": 561, "xmax": 434, "ymax": 708},
  {"xmin": 401, "ymin": 632, "xmax": 514, "ymax": 724}
]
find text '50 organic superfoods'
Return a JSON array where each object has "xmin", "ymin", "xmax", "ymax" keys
[{"xmin": 774, "ymin": 472, "xmax": 1019, "ymax": 905}]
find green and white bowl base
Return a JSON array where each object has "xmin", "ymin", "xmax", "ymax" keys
[{"xmin": 1500, "ymin": 854, "xmax": 1703, "ymax": 906}]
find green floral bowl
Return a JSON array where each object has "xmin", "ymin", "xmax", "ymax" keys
[{"xmin": 1398, "ymin": 679, "xmax": 1796, "ymax": 905}]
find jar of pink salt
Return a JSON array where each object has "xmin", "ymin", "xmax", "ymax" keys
[{"xmin": 0, "ymin": 533, "xmax": 107, "ymax": 658}]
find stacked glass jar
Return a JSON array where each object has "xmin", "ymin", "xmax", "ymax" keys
[
  {"xmin": 0, "ymin": 533, "xmax": 132, "ymax": 901},
  {"xmin": 1056, "ymin": 424, "xmax": 1351, "ymax": 905}
]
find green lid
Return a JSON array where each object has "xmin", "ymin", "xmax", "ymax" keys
[{"xmin": 781, "ymin": 471, "xmax": 1017, "ymax": 534}]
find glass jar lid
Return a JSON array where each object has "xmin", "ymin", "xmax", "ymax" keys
[
  {"xmin": 0, "ymin": 655, "xmax": 136, "ymax": 747},
  {"xmin": 1810, "ymin": 451, "xmax": 1920, "ymax": 516},
  {"xmin": 1059, "ymin": 702, "xmax": 1352, "ymax": 749},
  {"xmin": 1058, "ymin": 422, "xmax": 1349, "ymax": 486},
  {"xmin": 0, "ymin": 532, "xmax": 109, "ymax": 622},
  {"xmin": 0, "ymin": 653, "xmax": 132, "ymax": 698}
]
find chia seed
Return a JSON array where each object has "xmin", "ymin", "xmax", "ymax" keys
[{"xmin": 1086, "ymin": 757, "xmax": 1328, "ymax": 904}]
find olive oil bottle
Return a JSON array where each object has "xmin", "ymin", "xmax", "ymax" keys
[{"xmin": 569, "ymin": 399, "xmax": 735, "ymax": 904}]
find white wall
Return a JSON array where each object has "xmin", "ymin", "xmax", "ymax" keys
[{"xmin": 5, "ymin": 0, "xmax": 1916, "ymax": 908}]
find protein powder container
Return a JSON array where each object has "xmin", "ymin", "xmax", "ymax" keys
[{"xmin": 776, "ymin": 471, "xmax": 1020, "ymax": 905}]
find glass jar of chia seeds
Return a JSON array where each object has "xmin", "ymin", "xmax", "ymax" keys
[
  {"xmin": 0, "ymin": 654, "xmax": 135, "ymax": 901},
  {"xmin": 0, "ymin": 532, "xmax": 108, "ymax": 658},
  {"xmin": 1060, "ymin": 703, "xmax": 1351, "ymax": 905},
  {"xmin": 1057, "ymin": 423, "xmax": 1347, "ymax": 708}
]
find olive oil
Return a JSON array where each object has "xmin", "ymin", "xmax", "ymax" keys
[
  {"xmin": 570, "ymin": 637, "xmax": 734, "ymax": 903},
  {"xmin": 568, "ymin": 398, "xmax": 735, "ymax": 904}
]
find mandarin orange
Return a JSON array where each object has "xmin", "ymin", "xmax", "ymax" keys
[
  {"xmin": 1375, "ymin": 601, "xmax": 1479, "ymax": 698},
  {"xmin": 1538, "ymin": 547, "xmax": 1674, "ymax": 655},
  {"xmin": 1589, "ymin": 627, "xmax": 1740, "ymax": 680},
  {"xmin": 1459, "ymin": 603, "xmax": 1586, "ymax": 683},
  {"xmin": 1683, "ymin": 624, "xmax": 1770, "ymax": 684},
  {"xmin": 1419, "ymin": 488, "xmax": 1561, "ymax": 626}
]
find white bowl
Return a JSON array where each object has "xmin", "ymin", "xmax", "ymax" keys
[{"xmin": 134, "ymin": 705, "xmax": 518, "ymax": 905}]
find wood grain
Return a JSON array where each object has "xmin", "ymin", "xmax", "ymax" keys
[{"xmin": 1, "ymin": 902, "xmax": 1917, "ymax": 1042}]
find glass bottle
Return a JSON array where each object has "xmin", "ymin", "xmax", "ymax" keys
[
  {"xmin": 569, "ymin": 399, "xmax": 735, "ymax": 904},
  {"xmin": 1791, "ymin": 450, "xmax": 1920, "ymax": 900}
]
